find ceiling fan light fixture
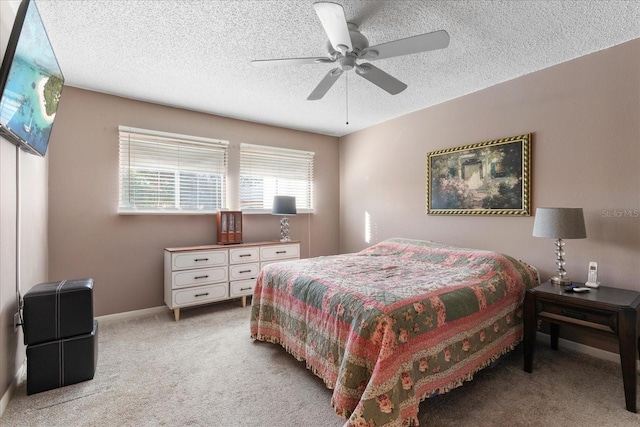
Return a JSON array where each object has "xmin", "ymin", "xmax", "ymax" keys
[{"xmin": 339, "ymin": 54, "xmax": 356, "ymax": 71}]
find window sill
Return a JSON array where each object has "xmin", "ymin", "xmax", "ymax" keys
[{"xmin": 118, "ymin": 209, "xmax": 217, "ymax": 215}]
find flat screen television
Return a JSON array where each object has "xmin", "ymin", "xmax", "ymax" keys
[{"xmin": 0, "ymin": 0, "xmax": 64, "ymax": 157}]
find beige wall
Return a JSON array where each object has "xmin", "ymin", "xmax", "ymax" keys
[
  {"xmin": 0, "ymin": 143, "xmax": 49, "ymax": 409},
  {"xmin": 47, "ymin": 88, "xmax": 340, "ymax": 316},
  {"xmin": 340, "ymin": 39, "xmax": 640, "ymax": 293},
  {"xmin": 0, "ymin": 1, "xmax": 49, "ymax": 407}
]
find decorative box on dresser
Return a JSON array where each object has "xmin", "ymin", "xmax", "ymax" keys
[{"xmin": 164, "ymin": 241, "xmax": 300, "ymax": 321}]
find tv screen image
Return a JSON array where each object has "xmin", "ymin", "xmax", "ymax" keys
[{"xmin": 0, "ymin": 0, "xmax": 64, "ymax": 157}]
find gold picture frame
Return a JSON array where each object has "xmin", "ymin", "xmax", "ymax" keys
[{"xmin": 426, "ymin": 134, "xmax": 531, "ymax": 216}]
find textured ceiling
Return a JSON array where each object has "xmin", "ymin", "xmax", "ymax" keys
[{"xmin": 21, "ymin": 1, "xmax": 640, "ymax": 137}]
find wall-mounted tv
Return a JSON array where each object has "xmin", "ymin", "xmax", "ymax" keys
[{"xmin": 0, "ymin": 0, "xmax": 64, "ymax": 157}]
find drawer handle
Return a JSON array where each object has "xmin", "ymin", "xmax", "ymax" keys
[
  {"xmin": 194, "ymin": 258, "xmax": 209, "ymax": 262},
  {"xmin": 276, "ymin": 251, "xmax": 287, "ymax": 254},
  {"xmin": 239, "ymin": 269, "xmax": 252, "ymax": 273},
  {"xmin": 561, "ymin": 310, "xmax": 587, "ymax": 321},
  {"xmin": 194, "ymin": 275, "xmax": 209, "ymax": 280},
  {"xmin": 194, "ymin": 292, "xmax": 210, "ymax": 297},
  {"xmin": 240, "ymin": 287, "xmax": 252, "ymax": 291},
  {"xmin": 239, "ymin": 254, "xmax": 252, "ymax": 258}
]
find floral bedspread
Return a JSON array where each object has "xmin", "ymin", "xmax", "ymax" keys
[{"xmin": 250, "ymin": 238, "xmax": 538, "ymax": 426}]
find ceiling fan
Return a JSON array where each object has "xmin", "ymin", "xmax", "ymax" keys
[{"xmin": 251, "ymin": 2, "xmax": 450, "ymax": 101}]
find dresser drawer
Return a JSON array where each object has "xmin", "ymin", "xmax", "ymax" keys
[
  {"xmin": 172, "ymin": 266, "xmax": 228, "ymax": 289},
  {"xmin": 260, "ymin": 244, "xmax": 299, "ymax": 261},
  {"xmin": 229, "ymin": 263, "xmax": 259, "ymax": 280},
  {"xmin": 172, "ymin": 283, "xmax": 228, "ymax": 307},
  {"xmin": 229, "ymin": 247, "xmax": 259, "ymax": 264},
  {"xmin": 172, "ymin": 250, "xmax": 228, "ymax": 270},
  {"xmin": 230, "ymin": 279, "xmax": 256, "ymax": 297}
]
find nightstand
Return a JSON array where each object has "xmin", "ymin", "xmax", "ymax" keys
[{"xmin": 523, "ymin": 281, "xmax": 640, "ymax": 413}]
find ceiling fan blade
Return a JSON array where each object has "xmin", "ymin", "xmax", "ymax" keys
[
  {"xmin": 313, "ymin": 2, "xmax": 352, "ymax": 54},
  {"xmin": 307, "ymin": 68, "xmax": 344, "ymax": 100},
  {"xmin": 355, "ymin": 63, "xmax": 407, "ymax": 95},
  {"xmin": 251, "ymin": 57, "xmax": 334, "ymax": 67},
  {"xmin": 361, "ymin": 30, "xmax": 450, "ymax": 61}
]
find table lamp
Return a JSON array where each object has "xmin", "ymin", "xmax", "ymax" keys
[
  {"xmin": 272, "ymin": 196, "xmax": 297, "ymax": 242},
  {"xmin": 532, "ymin": 207, "xmax": 586, "ymax": 285}
]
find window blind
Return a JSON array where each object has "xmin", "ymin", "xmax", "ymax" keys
[
  {"xmin": 239, "ymin": 143, "xmax": 314, "ymax": 212},
  {"xmin": 119, "ymin": 126, "xmax": 228, "ymax": 214}
]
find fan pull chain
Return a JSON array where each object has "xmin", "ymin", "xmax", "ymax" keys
[{"xmin": 345, "ymin": 72, "xmax": 349, "ymax": 125}]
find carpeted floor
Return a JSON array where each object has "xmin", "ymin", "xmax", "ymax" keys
[{"xmin": 2, "ymin": 301, "xmax": 639, "ymax": 426}]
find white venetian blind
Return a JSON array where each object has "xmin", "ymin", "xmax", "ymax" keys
[
  {"xmin": 118, "ymin": 126, "xmax": 228, "ymax": 214},
  {"xmin": 239, "ymin": 143, "xmax": 314, "ymax": 212}
]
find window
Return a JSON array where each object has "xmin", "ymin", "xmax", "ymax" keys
[
  {"xmin": 239, "ymin": 143, "xmax": 314, "ymax": 212},
  {"xmin": 118, "ymin": 126, "xmax": 228, "ymax": 214}
]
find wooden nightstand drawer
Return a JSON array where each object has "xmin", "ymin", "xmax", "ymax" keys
[{"xmin": 537, "ymin": 300, "xmax": 617, "ymax": 333}]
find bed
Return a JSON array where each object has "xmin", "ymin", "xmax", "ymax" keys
[{"xmin": 250, "ymin": 238, "xmax": 538, "ymax": 426}]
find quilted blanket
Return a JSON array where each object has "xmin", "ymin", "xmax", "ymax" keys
[{"xmin": 250, "ymin": 238, "xmax": 538, "ymax": 426}]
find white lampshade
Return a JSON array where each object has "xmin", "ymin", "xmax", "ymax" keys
[{"xmin": 532, "ymin": 207, "xmax": 586, "ymax": 239}]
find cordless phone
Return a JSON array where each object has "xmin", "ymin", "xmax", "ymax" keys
[{"xmin": 585, "ymin": 262, "xmax": 599, "ymax": 288}]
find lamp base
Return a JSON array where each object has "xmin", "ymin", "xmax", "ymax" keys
[
  {"xmin": 550, "ymin": 276, "xmax": 571, "ymax": 285},
  {"xmin": 279, "ymin": 217, "xmax": 291, "ymax": 242}
]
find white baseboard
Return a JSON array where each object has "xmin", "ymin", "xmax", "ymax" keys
[
  {"xmin": 0, "ymin": 361, "xmax": 26, "ymax": 417},
  {"xmin": 536, "ymin": 332, "xmax": 640, "ymax": 373},
  {"xmin": 95, "ymin": 299, "xmax": 245, "ymax": 325},
  {"xmin": 96, "ymin": 305, "xmax": 167, "ymax": 325}
]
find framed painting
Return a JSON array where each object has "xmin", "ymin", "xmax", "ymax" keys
[{"xmin": 426, "ymin": 134, "xmax": 531, "ymax": 215}]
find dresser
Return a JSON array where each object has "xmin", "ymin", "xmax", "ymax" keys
[{"xmin": 164, "ymin": 241, "xmax": 300, "ymax": 321}]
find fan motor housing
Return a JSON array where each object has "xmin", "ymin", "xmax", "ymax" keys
[{"xmin": 339, "ymin": 54, "xmax": 357, "ymax": 71}]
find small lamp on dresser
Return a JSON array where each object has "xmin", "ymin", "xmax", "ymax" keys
[
  {"xmin": 532, "ymin": 207, "xmax": 586, "ymax": 285},
  {"xmin": 272, "ymin": 195, "xmax": 297, "ymax": 242}
]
